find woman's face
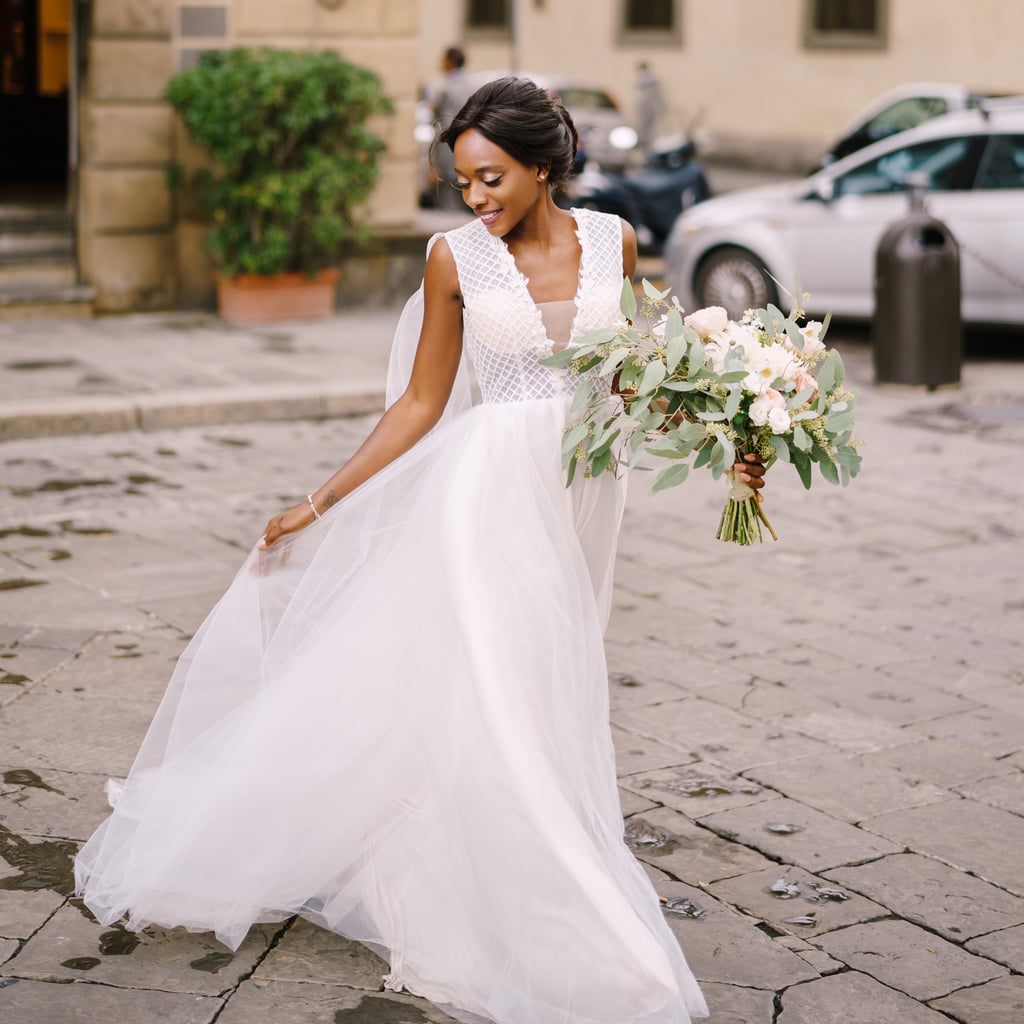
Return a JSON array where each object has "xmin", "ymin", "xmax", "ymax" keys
[{"xmin": 452, "ymin": 129, "xmax": 546, "ymax": 236}]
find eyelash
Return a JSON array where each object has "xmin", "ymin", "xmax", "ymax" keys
[{"xmin": 454, "ymin": 177, "xmax": 502, "ymax": 191}]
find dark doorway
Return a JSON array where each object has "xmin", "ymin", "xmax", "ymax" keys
[{"xmin": 0, "ymin": 0, "xmax": 71, "ymax": 198}]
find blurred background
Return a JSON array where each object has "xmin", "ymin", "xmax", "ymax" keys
[{"xmin": 0, "ymin": 0, "xmax": 1021, "ymax": 325}]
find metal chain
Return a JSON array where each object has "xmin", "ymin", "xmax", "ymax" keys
[{"xmin": 957, "ymin": 236, "xmax": 1024, "ymax": 294}]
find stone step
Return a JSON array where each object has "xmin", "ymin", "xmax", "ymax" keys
[
  {"xmin": 0, "ymin": 284, "xmax": 95, "ymax": 321},
  {"xmin": 0, "ymin": 202, "xmax": 72, "ymax": 234},
  {"xmin": 0, "ymin": 258, "xmax": 77, "ymax": 289},
  {"xmin": 0, "ymin": 231, "xmax": 74, "ymax": 260}
]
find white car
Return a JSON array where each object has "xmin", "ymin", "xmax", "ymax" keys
[
  {"xmin": 665, "ymin": 105, "xmax": 1024, "ymax": 328},
  {"xmin": 816, "ymin": 82, "xmax": 1011, "ymax": 169}
]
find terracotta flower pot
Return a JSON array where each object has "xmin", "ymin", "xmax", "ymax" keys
[{"xmin": 215, "ymin": 269, "xmax": 340, "ymax": 325}]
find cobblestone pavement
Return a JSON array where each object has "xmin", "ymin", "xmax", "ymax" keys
[{"xmin": 0, "ymin": 313, "xmax": 1022, "ymax": 1023}]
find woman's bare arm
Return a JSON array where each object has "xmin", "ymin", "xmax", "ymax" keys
[{"xmin": 258, "ymin": 240, "xmax": 465, "ymax": 549}]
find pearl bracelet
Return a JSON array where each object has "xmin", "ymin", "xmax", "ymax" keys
[{"xmin": 306, "ymin": 494, "xmax": 321, "ymax": 520}]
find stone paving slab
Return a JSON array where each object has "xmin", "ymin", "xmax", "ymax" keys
[
  {"xmin": 815, "ymin": 919, "xmax": 1006, "ymax": 1001},
  {"xmin": 700, "ymin": 981, "xmax": 776, "ymax": 1024},
  {"xmin": 0, "ymin": 890, "xmax": 63, "ymax": 940},
  {"xmin": 955, "ymin": 770, "xmax": 1024, "ymax": 816},
  {"xmin": 625, "ymin": 806, "xmax": 776, "ymax": 885},
  {"xmin": 217, "ymin": 978, "xmax": 457, "ymax": 1024},
  {"xmin": 774, "ymin": 706, "xmax": 923, "ymax": 753},
  {"xmin": 705, "ymin": 864, "xmax": 888, "ymax": 938},
  {"xmin": 613, "ymin": 698, "xmax": 829, "ymax": 772},
  {"xmin": 698, "ymin": 797, "xmax": 902, "ymax": 873},
  {"xmin": 0, "ymin": 976, "xmax": 222, "ymax": 1024},
  {"xmin": 0, "ymin": 764, "xmax": 112, "ymax": 841},
  {"xmin": 252, "ymin": 919, "xmax": 388, "ymax": 989},
  {"xmin": 826, "ymin": 852, "xmax": 1024, "ymax": 942},
  {"xmin": 966, "ymin": 924, "xmax": 1024, "ymax": 973},
  {"xmin": 866, "ymin": 738, "xmax": 1017, "ymax": 789},
  {"xmin": 777, "ymin": 971, "xmax": 959, "ymax": 1024},
  {"xmin": 922, "ymin": 707, "xmax": 1024, "ymax": 759},
  {"xmin": 648, "ymin": 873, "xmax": 819, "ymax": 990},
  {"xmin": 0, "ymin": 901, "xmax": 274, "ymax": 995},
  {"xmin": 609, "ymin": 724, "xmax": 697, "ymax": 777},
  {"xmin": 863, "ymin": 799, "xmax": 1024, "ymax": 894},
  {"xmin": 745, "ymin": 750, "xmax": 951, "ymax": 823},
  {"xmin": 619, "ymin": 761, "xmax": 776, "ymax": 817},
  {"xmin": 930, "ymin": 975, "xmax": 1024, "ymax": 1024}
]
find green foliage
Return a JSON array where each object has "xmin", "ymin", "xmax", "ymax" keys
[{"xmin": 165, "ymin": 48, "xmax": 394, "ymax": 277}]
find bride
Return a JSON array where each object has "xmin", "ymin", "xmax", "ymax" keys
[{"xmin": 75, "ymin": 77, "xmax": 765, "ymax": 1023}]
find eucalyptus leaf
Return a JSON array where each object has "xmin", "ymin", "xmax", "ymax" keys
[
  {"xmin": 639, "ymin": 360, "xmax": 667, "ymax": 394},
  {"xmin": 561, "ymin": 424, "xmax": 589, "ymax": 456},
  {"xmin": 540, "ymin": 347, "xmax": 578, "ymax": 368},
  {"xmin": 818, "ymin": 457, "xmax": 840, "ymax": 485},
  {"xmin": 662, "ymin": 380, "xmax": 696, "ymax": 392},
  {"xmin": 642, "ymin": 277, "xmax": 670, "ymax": 301},
  {"xmin": 697, "ymin": 411, "xmax": 726, "ymax": 422},
  {"xmin": 791, "ymin": 449, "xmax": 812, "ymax": 490},
  {"xmin": 651, "ymin": 462, "xmax": 690, "ymax": 494},
  {"xmin": 825, "ymin": 409, "xmax": 855, "ymax": 434},
  {"xmin": 788, "ymin": 385, "xmax": 817, "ymax": 409},
  {"xmin": 816, "ymin": 351, "xmax": 837, "ymax": 396},
  {"xmin": 693, "ymin": 444, "xmax": 713, "ymax": 469},
  {"xmin": 769, "ymin": 434, "xmax": 790, "ymax": 462},
  {"xmin": 687, "ymin": 339, "xmax": 706, "ymax": 379},
  {"xmin": 666, "ymin": 332, "xmax": 686, "ymax": 374},
  {"xmin": 724, "ymin": 387, "xmax": 742, "ymax": 421},
  {"xmin": 620, "ymin": 277, "xmax": 638, "ymax": 320}
]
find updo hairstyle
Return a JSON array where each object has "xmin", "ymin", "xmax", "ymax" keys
[{"xmin": 440, "ymin": 77, "xmax": 579, "ymax": 193}]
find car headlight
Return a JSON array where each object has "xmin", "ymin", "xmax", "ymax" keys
[{"xmin": 609, "ymin": 125, "xmax": 639, "ymax": 151}]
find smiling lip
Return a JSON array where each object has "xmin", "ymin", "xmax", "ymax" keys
[{"xmin": 477, "ymin": 209, "xmax": 502, "ymax": 227}]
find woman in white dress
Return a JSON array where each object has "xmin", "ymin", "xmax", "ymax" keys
[{"xmin": 75, "ymin": 78, "xmax": 765, "ymax": 1024}]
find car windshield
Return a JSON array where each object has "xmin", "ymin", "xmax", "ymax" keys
[
  {"xmin": 834, "ymin": 136, "xmax": 972, "ymax": 196},
  {"xmin": 557, "ymin": 87, "xmax": 618, "ymax": 111},
  {"xmin": 975, "ymin": 134, "xmax": 1024, "ymax": 189},
  {"xmin": 865, "ymin": 96, "xmax": 950, "ymax": 134}
]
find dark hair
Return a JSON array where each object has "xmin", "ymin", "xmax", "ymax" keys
[
  {"xmin": 440, "ymin": 77, "xmax": 579, "ymax": 193},
  {"xmin": 444, "ymin": 46, "xmax": 465, "ymax": 69}
]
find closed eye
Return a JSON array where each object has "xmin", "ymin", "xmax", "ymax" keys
[{"xmin": 453, "ymin": 177, "xmax": 503, "ymax": 191}]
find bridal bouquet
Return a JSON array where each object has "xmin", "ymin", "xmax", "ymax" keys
[{"xmin": 540, "ymin": 280, "xmax": 861, "ymax": 544}]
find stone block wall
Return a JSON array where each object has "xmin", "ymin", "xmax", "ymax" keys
[
  {"xmin": 77, "ymin": 0, "xmax": 419, "ymax": 311},
  {"xmin": 78, "ymin": 0, "xmax": 176, "ymax": 311}
]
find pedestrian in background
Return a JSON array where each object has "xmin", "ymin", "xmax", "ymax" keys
[
  {"xmin": 635, "ymin": 61, "xmax": 667, "ymax": 154},
  {"xmin": 431, "ymin": 46, "xmax": 476, "ymax": 209}
]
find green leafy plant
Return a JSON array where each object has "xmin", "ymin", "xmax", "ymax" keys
[{"xmin": 166, "ymin": 48, "xmax": 393, "ymax": 278}]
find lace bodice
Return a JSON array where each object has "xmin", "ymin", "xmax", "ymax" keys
[{"xmin": 444, "ymin": 209, "xmax": 625, "ymax": 404}]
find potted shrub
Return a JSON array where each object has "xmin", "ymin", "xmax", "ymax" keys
[{"xmin": 166, "ymin": 48, "xmax": 393, "ymax": 324}]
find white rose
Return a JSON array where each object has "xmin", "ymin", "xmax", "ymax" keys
[
  {"xmin": 767, "ymin": 406, "xmax": 792, "ymax": 434},
  {"xmin": 684, "ymin": 306, "xmax": 729, "ymax": 337},
  {"xmin": 749, "ymin": 388, "xmax": 785, "ymax": 425},
  {"xmin": 799, "ymin": 321, "xmax": 825, "ymax": 356}
]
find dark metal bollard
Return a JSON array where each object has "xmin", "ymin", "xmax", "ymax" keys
[{"xmin": 873, "ymin": 197, "xmax": 961, "ymax": 388}]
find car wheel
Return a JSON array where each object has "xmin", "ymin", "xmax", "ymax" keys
[{"xmin": 694, "ymin": 247, "xmax": 777, "ymax": 319}]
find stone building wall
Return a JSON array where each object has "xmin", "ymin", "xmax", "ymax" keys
[
  {"xmin": 419, "ymin": 0, "xmax": 1024, "ymax": 174},
  {"xmin": 77, "ymin": 0, "xmax": 419, "ymax": 312}
]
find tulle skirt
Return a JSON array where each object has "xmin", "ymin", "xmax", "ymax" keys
[{"xmin": 75, "ymin": 396, "xmax": 708, "ymax": 1024}]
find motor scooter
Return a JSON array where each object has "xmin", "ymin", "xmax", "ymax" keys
[{"xmin": 560, "ymin": 135, "xmax": 711, "ymax": 254}]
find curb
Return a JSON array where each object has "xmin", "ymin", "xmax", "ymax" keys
[{"xmin": 0, "ymin": 381, "xmax": 386, "ymax": 442}]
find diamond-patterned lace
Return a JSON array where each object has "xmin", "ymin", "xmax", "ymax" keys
[{"xmin": 445, "ymin": 209, "xmax": 624, "ymax": 404}]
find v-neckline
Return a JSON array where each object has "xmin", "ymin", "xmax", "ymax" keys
[{"xmin": 490, "ymin": 208, "xmax": 585, "ymax": 349}]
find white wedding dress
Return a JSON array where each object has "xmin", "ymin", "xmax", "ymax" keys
[{"xmin": 75, "ymin": 209, "xmax": 708, "ymax": 1024}]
